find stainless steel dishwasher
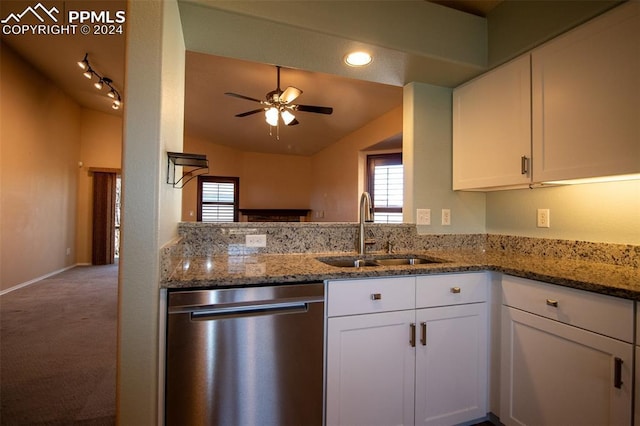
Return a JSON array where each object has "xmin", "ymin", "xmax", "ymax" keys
[{"xmin": 165, "ymin": 283, "xmax": 325, "ymax": 426}]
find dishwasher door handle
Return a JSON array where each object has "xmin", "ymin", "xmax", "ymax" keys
[{"xmin": 190, "ymin": 301, "xmax": 310, "ymax": 321}]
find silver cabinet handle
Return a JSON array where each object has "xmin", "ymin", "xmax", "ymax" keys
[
  {"xmin": 420, "ymin": 322, "xmax": 427, "ymax": 346},
  {"xmin": 521, "ymin": 156, "xmax": 529, "ymax": 175},
  {"xmin": 451, "ymin": 287, "xmax": 461, "ymax": 294},
  {"xmin": 410, "ymin": 323, "xmax": 416, "ymax": 347},
  {"xmin": 546, "ymin": 299, "xmax": 558, "ymax": 307},
  {"xmin": 371, "ymin": 293, "xmax": 382, "ymax": 301}
]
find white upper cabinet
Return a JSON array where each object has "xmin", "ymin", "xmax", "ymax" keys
[
  {"xmin": 532, "ymin": 1, "xmax": 640, "ymax": 182},
  {"xmin": 453, "ymin": 1, "xmax": 639, "ymax": 191},
  {"xmin": 453, "ymin": 55, "xmax": 532, "ymax": 190}
]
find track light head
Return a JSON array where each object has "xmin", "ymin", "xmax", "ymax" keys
[{"xmin": 77, "ymin": 53, "xmax": 89, "ymax": 70}]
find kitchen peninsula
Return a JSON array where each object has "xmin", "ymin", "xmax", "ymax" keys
[
  {"xmin": 162, "ymin": 222, "xmax": 639, "ymax": 300},
  {"xmin": 162, "ymin": 222, "xmax": 639, "ymax": 425}
]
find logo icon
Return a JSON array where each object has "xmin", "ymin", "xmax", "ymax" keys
[{"xmin": 1, "ymin": 2, "xmax": 59, "ymax": 24}]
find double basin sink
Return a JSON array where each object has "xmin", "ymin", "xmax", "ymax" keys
[{"xmin": 317, "ymin": 254, "xmax": 446, "ymax": 268}]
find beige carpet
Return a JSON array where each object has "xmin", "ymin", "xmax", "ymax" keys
[{"xmin": 0, "ymin": 264, "xmax": 118, "ymax": 425}]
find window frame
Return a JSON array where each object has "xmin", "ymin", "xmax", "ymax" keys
[
  {"xmin": 197, "ymin": 176, "xmax": 240, "ymax": 222},
  {"xmin": 366, "ymin": 153, "xmax": 403, "ymax": 221}
]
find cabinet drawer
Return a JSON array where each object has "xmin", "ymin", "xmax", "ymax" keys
[
  {"xmin": 327, "ymin": 277, "xmax": 415, "ymax": 317},
  {"xmin": 502, "ymin": 275, "xmax": 634, "ymax": 343},
  {"xmin": 416, "ymin": 272, "xmax": 488, "ymax": 308}
]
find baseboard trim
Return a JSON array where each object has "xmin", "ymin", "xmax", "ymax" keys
[{"xmin": 0, "ymin": 264, "xmax": 78, "ymax": 296}]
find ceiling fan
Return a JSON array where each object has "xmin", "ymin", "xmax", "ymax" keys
[{"xmin": 224, "ymin": 66, "xmax": 333, "ymax": 128}]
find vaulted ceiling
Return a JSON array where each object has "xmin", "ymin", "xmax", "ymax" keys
[{"xmin": 0, "ymin": 0, "xmax": 501, "ymax": 156}]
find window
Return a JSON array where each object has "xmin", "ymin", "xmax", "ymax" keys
[
  {"xmin": 197, "ymin": 176, "xmax": 239, "ymax": 222},
  {"xmin": 367, "ymin": 153, "xmax": 403, "ymax": 223}
]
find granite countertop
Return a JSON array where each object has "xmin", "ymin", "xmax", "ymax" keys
[{"xmin": 162, "ymin": 249, "xmax": 640, "ymax": 300}]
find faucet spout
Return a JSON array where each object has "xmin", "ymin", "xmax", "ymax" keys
[{"xmin": 358, "ymin": 192, "xmax": 373, "ymax": 255}]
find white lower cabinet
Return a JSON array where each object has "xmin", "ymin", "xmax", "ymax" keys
[
  {"xmin": 326, "ymin": 273, "xmax": 489, "ymax": 426},
  {"xmin": 500, "ymin": 276, "xmax": 634, "ymax": 426},
  {"xmin": 415, "ymin": 303, "xmax": 488, "ymax": 426},
  {"xmin": 326, "ymin": 310, "xmax": 416, "ymax": 426}
]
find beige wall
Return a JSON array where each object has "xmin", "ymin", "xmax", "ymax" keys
[
  {"xmin": 181, "ymin": 134, "xmax": 242, "ymax": 220},
  {"xmin": 182, "ymin": 135, "xmax": 312, "ymax": 220},
  {"xmin": 310, "ymin": 106, "xmax": 403, "ymax": 222},
  {"xmin": 240, "ymin": 152, "xmax": 311, "ymax": 209},
  {"xmin": 0, "ymin": 43, "xmax": 81, "ymax": 291},
  {"xmin": 76, "ymin": 110, "xmax": 123, "ymax": 264},
  {"xmin": 118, "ymin": 0, "xmax": 185, "ymax": 423}
]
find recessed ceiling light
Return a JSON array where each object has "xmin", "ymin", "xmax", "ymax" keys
[{"xmin": 344, "ymin": 51, "xmax": 373, "ymax": 67}]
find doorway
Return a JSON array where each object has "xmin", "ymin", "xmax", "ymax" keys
[{"xmin": 91, "ymin": 169, "xmax": 121, "ymax": 265}]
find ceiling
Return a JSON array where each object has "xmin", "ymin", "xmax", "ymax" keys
[{"xmin": 0, "ymin": 0, "xmax": 501, "ymax": 156}]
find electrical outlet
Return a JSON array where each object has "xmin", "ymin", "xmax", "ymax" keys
[
  {"xmin": 537, "ymin": 209, "xmax": 550, "ymax": 228},
  {"xmin": 417, "ymin": 209, "xmax": 431, "ymax": 225},
  {"xmin": 441, "ymin": 209, "xmax": 451, "ymax": 226},
  {"xmin": 246, "ymin": 234, "xmax": 267, "ymax": 247}
]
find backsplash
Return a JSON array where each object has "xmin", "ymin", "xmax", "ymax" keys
[
  {"xmin": 162, "ymin": 222, "xmax": 640, "ymax": 269},
  {"xmin": 167, "ymin": 222, "xmax": 639, "ymax": 268},
  {"xmin": 173, "ymin": 222, "xmax": 486, "ymax": 256},
  {"xmin": 487, "ymin": 234, "xmax": 639, "ymax": 268}
]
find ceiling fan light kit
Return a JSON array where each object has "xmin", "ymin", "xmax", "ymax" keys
[
  {"xmin": 77, "ymin": 53, "xmax": 123, "ymax": 110},
  {"xmin": 225, "ymin": 65, "xmax": 333, "ymax": 139}
]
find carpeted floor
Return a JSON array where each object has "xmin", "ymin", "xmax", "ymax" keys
[{"xmin": 0, "ymin": 264, "xmax": 118, "ymax": 425}]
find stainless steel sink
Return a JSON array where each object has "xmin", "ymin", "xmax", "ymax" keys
[
  {"xmin": 317, "ymin": 255, "xmax": 445, "ymax": 268},
  {"xmin": 317, "ymin": 257, "xmax": 379, "ymax": 268},
  {"xmin": 373, "ymin": 257, "xmax": 439, "ymax": 266}
]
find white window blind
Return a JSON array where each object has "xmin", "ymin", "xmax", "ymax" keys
[
  {"xmin": 367, "ymin": 154, "xmax": 403, "ymax": 223},
  {"xmin": 198, "ymin": 177, "xmax": 238, "ymax": 222}
]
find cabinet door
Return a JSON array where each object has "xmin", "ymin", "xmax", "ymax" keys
[
  {"xmin": 326, "ymin": 310, "xmax": 416, "ymax": 426},
  {"xmin": 501, "ymin": 306, "xmax": 632, "ymax": 426},
  {"xmin": 636, "ymin": 345, "xmax": 640, "ymax": 426},
  {"xmin": 453, "ymin": 55, "xmax": 531, "ymax": 190},
  {"xmin": 532, "ymin": 1, "xmax": 640, "ymax": 182},
  {"xmin": 415, "ymin": 303, "xmax": 488, "ymax": 426}
]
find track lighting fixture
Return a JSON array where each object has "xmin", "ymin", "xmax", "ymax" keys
[{"xmin": 77, "ymin": 53, "xmax": 123, "ymax": 110}]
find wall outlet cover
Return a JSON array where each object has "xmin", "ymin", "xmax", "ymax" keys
[
  {"xmin": 537, "ymin": 209, "xmax": 550, "ymax": 228},
  {"xmin": 246, "ymin": 234, "xmax": 267, "ymax": 247},
  {"xmin": 441, "ymin": 209, "xmax": 451, "ymax": 226}
]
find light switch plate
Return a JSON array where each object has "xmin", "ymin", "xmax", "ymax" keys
[{"xmin": 417, "ymin": 209, "xmax": 431, "ymax": 225}]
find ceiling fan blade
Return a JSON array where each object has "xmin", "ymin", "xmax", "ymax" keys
[
  {"xmin": 225, "ymin": 92, "xmax": 263, "ymax": 103},
  {"xmin": 295, "ymin": 104, "xmax": 333, "ymax": 115},
  {"xmin": 286, "ymin": 118, "xmax": 300, "ymax": 126},
  {"xmin": 280, "ymin": 86, "xmax": 302, "ymax": 104},
  {"xmin": 235, "ymin": 108, "xmax": 264, "ymax": 117}
]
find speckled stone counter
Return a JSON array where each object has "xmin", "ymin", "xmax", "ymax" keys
[{"xmin": 162, "ymin": 223, "xmax": 640, "ymax": 300}]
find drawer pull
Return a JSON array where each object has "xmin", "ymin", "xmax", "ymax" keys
[
  {"xmin": 410, "ymin": 323, "xmax": 416, "ymax": 347},
  {"xmin": 614, "ymin": 357, "xmax": 623, "ymax": 389},
  {"xmin": 546, "ymin": 299, "xmax": 559, "ymax": 308},
  {"xmin": 420, "ymin": 322, "xmax": 427, "ymax": 346},
  {"xmin": 371, "ymin": 293, "xmax": 382, "ymax": 301},
  {"xmin": 451, "ymin": 287, "xmax": 461, "ymax": 294}
]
